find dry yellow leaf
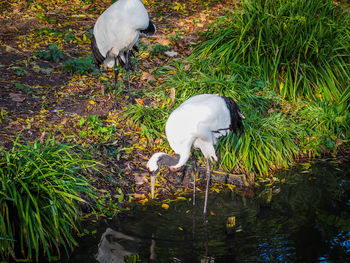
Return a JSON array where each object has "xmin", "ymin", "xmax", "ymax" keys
[
  {"xmin": 161, "ymin": 203, "xmax": 169, "ymax": 210},
  {"xmin": 135, "ymin": 98, "xmax": 145, "ymax": 106}
]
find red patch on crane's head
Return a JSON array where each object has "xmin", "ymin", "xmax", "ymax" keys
[{"xmin": 147, "ymin": 167, "xmax": 151, "ymax": 173}]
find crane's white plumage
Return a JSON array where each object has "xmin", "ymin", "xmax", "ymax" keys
[
  {"xmin": 91, "ymin": 0, "xmax": 156, "ymax": 107},
  {"xmin": 146, "ymin": 93, "xmax": 244, "ymax": 213},
  {"xmin": 93, "ymin": 0, "xmax": 151, "ymax": 68},
  {"xmin": 166, "ymin": 94, "xmax": 232, "ymax": 168}
]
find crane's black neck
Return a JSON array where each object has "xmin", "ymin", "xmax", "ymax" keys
[
  {"xmin": 157, "ymin": 153, "xmax": 181, "ymax": 168},
  {"xmin": 221, "ymin": 96, "xmax": 244, "ymax": 133}
]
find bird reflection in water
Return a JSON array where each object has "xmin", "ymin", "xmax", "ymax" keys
[
  {"xmin": 95, "ymin": 228, "xmax": 158, "ymax": 263},
  {"xmin": 95, "ymin": 228, "xmax": 138, "ymax": 263}
]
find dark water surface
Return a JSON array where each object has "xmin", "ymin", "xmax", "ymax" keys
[{"xmin": 69, "ymin": 160, "xmax": 350, "ymax": 262}]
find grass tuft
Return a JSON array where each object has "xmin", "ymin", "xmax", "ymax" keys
[
  {"xmin": 0, "ymin": 137, "xmax": 96, "ymax": 262},
  {"xmin": 34, "ymin": 43, "xmax": 65, "ymax": 63},
  {"xmin": 62, "ymin": 55, "xmax": 96, "ymax": 75},
  {"xmin": 194, "ymin": 0, "xmax": 350, "ymax": 107},
  {"xmin": 122, "ymin": 103, "xmax": 169, "ymax": 140}
]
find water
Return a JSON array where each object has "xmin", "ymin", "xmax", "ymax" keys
[{"xmin": 69, "ymin": 160, "xmax": 350, "ymax": 262}]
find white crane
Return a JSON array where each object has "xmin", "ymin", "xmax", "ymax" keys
[
  {"xmin": 91, "ymin": 0, "xmax": 156, "ymax": 108},
  {"xmin": 146, "ymin": 94, "xmax": 245, "ymax": 214}
]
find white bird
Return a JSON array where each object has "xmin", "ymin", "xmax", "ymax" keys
[
  {"xmin": 91, "ymin": 0, "xmax": 156, "ymax": 108},
  {"xmin": 146, "ymin": 94, "xmax": 245, "ymax": 214}
]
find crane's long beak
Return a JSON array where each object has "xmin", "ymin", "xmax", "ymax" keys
[{"xmin": 150, "ymin": 175, "xmax": 156, "ymax": 199}]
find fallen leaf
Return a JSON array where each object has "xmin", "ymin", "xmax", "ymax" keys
[
  {"xmin": 60, "ymin": 118, "xmax": 68, "ymax": 125},
  {"xmin": 138, "ymin": 198, "xmax": 149, "ymax": 205},
  {"xmin": 226, "ymin": 216, "xmax": 236, "ymax": 227},
  {"xmin": 164, "ymin": 51, "xmax": 178, "ymax": 57},
  {"xmin": 209, "ymin": 211, "xmax": 216, "ymax": 216},
  {"xmin": 161, "ymin": 203, "xmax": 169, "ymax": 210},
  {"xmin": 134, "ymin": 174, "xmax": 147, "ymax": 185},
  {"xmin": 9, "ymin": 120, "xmax": 20, "ymax": 127},
  {"xmin": 170, "ymin": 88, "xmax": 175, "ymax": 107},
  {"xmin": 135, "ymin": 98, "xmax": 145, "ymax": 106},
  {"xmin": 141, "ymin": 72, "xmax": 156, "ymax": 82},
  {"xmin": 133, "ymin": 193, "xmax": 146, "ymax": 199},
  {"xmin": 6, "ymin": 45, "xmax": 19, "ymax": 53},
  {"xmin": 183, "ymin": 64, "xmax": 191, "ymax": 71},
  {"xmin": 156, "ymin": 38, "xmax": 171, "ymax": 46},
  {"xmin": 38, "ymin": 131, "xmax": 46, "ymax": 143},
  {"xmin": 9, "ymin": 93, "xmax": 25, "ymax": 102},
  {"xmin": 154, "ymin": 138, "xmax": 163, "ymax": 144}
]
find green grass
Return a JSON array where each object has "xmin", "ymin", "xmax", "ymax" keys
[
  {"xmin": 194, "ymin": 0, "xmax": 350, "ymax": 107},
  {"xmin": 217, "ymin": 110, "xmax": 300, "ymax": 175},
  {"xmin": 78, "ymin": 115, "xmax": 117, "ymax": 143},
  {"xmin": 294, "ymin": 102, "xmax": 350, "ymax": 157},
  {"xmin": 122, "ymin": 103, "xmax": 170, "ymax": 141},
  {"xmin": 34, "ymin": 43, "xmax": 65, "ymax": 63},
  {"xmin": 0, "ymin": 137, "xmax": 96, "ymax": 261}
]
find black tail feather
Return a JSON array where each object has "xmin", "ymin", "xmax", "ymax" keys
[
  {"xmin": 221, "ymin": 96, "xmax": 244, "ymax": 133},
  {"xmin": 140, "ymin": 20, "xmax": 156, "ymax": 36},
  {"xmin": 91, "ymin": 34, "xmax": 105, "ymax": 69}
]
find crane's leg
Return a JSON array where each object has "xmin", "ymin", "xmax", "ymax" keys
[
  {"xmin": 192, "ymin": 154, "xmax": 197, "ymax": 206},
  {"xmin": 203, "ymin": 160, "xmax": 211, "ymax": 215},
  {"xmin": 112, "ymin": 58, "xmax": 119, "ymax": 109},
  {"xmin": 125, "ymin": 51, "xmax": 133, "ymax": 103}
]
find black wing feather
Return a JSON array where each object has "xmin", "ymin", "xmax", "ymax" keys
[
  {"xmin": 221, "ymin": 96, "xmax": 244, "ymax": 133},
  {"xmin": 91, "ymin": 34, "xmax": 105, "ymax": 69}
]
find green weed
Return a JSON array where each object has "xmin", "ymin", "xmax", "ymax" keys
[
  {"xmin": 123, "ymin": 103, "xmax": 169, "ymax": 140},
  {"xmin": 0, "ymin": 137, "xmax": 97, "ymax": 261},
  {"xmin": 125, "ymin": 254, "xmax": 140, "ymax": 263},
  {"xmin": 62, "ymin": 55, "xmax": 96, "ymax": 75},
  {"xmin": 33, "ymin": 28, "xmax": 63, "ymax": 37},
  {"xmin": 14, "ymin": 66, "xmax": 28, "ymax": 76},
  {"xmin": 34, "ymin": 43, "xmax": 65, "ymax": 63},
  {"xmin": 0, "ymin": 108, "xmax": 8, "ymax": 124},
  {"xmin": 78, "ymin": 115, "xmax": 117, "ymax": 143},
  {"xmin": 194, "ymin": 0, "xmax": 350, "ymax": 108},
  {"xmin": 64, "ymin": 32, "xmax": 76, "ymax": 42},
  {"xmin": 15, "ymin": 82, "xmax": 33, "ymax": 95},
  {"xmin": 151, "ymin": 43, "xmax": 170, "ymax": 54}
]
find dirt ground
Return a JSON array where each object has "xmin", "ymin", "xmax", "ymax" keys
[{"xmin": 0, "ymin": 0, "xmax": 247, "ymax": 205}]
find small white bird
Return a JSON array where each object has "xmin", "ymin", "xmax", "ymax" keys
[
  {"xmin": 147, "ymin": 94, "xmax": 245, "ymax": 214},
  {"xmin": 91, "ymin": 0, "xmax": 156, "ymax": 108}
]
